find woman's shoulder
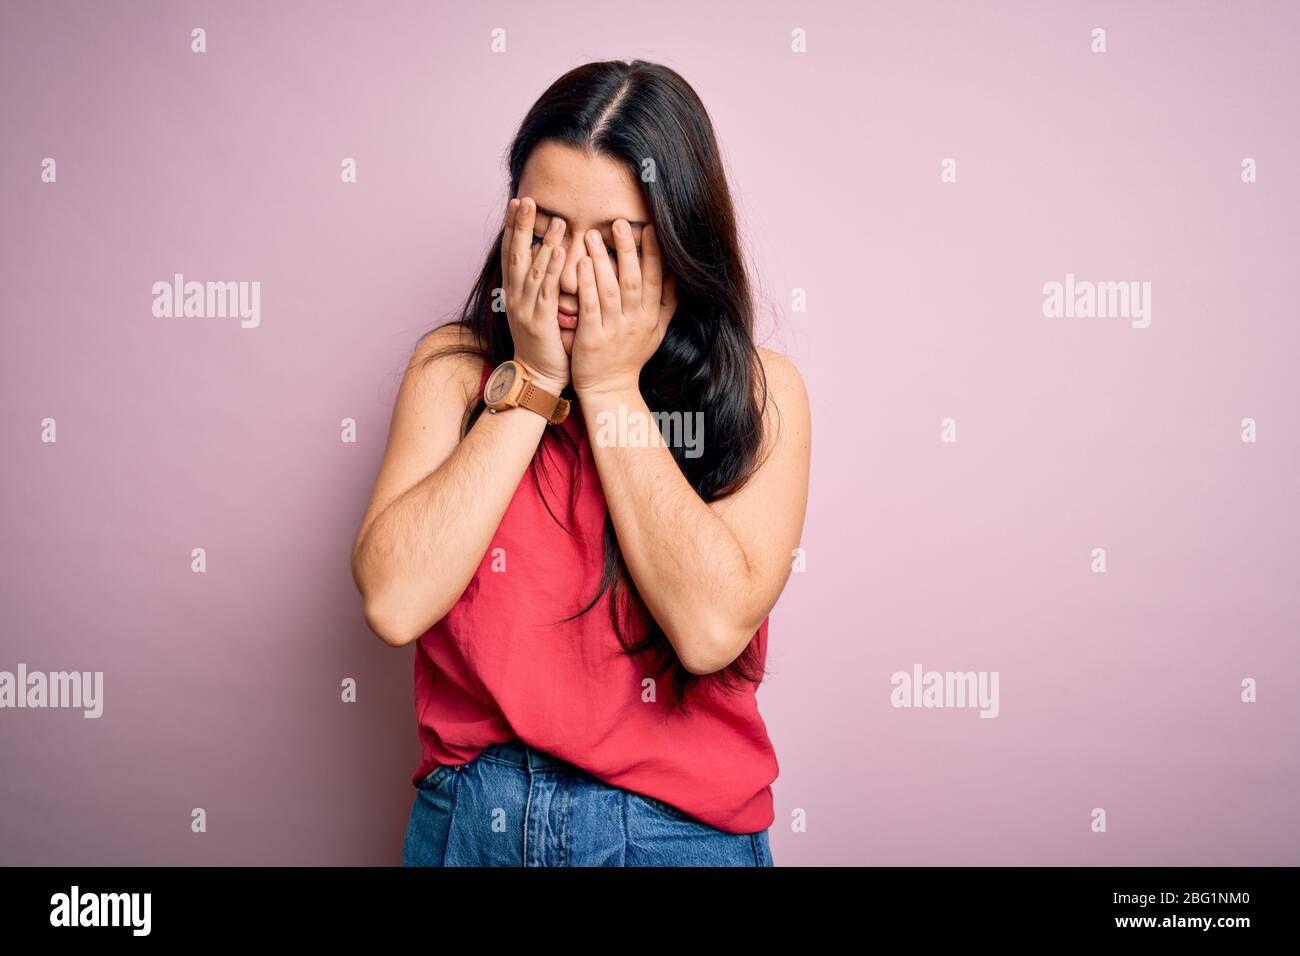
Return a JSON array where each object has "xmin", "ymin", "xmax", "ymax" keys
[
  {"xmin": 751, "ymin": 345, "xmax": 810, "ymax": 462},
  {"xmin": 410, "ymin": 322, "xmax": 491, "ymax": 402},
  {"xmin": 414, "ymin": 320, "xmax": 489, "ymax": 361},
  {"xmin": 754, "ymin": 346, "xmax": 808, "ymax": 409}
]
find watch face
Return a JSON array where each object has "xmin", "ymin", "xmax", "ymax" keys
[{"xmin": 485, "ymin": 362, "xmax": 517, "ymax": 404}]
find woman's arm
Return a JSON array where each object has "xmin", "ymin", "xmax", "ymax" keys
[
  {"xmin": 579, "ymin": 349, "xmax": 811, "ymax": 675},
  {"xmin": 352, "ymin": 197, "xmax": 571, "ymax": 647},
  {"xmin": 569, "ymin": 220, "xmax": 811, "ymax": 675},
  {"xmin": 350, "ymin": 325, "xmax": 555, "ymax": 647}
]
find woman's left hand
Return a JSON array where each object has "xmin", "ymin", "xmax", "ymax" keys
[{"xmin": 571, "ymin": 220, "xmax": 677, "ymax": 397}]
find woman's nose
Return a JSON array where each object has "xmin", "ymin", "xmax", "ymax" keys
[{"xmin": 558, "ymin": 230, "xmax": 584, "ymax": 294}]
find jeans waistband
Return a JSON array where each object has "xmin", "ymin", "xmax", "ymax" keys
[{"xmin": 479, "ymin": 738, "xmax": 578, "ymax": 773}]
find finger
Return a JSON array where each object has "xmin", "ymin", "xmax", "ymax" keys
[
  {"xmin": 584, "ymin": 228, "xmax": 622, "ymax": 322},
  {"xmin": 641, "ymin": 222, "xmax": 663, "ymax": 311},
  {"xmin": 537, "ymin": 227, "xmax": 567, "ymax": 318},
  {"xmin": 657, "ymin": 272, "xmax": 678, "ymax": 340},
  {"xmin": 507, "ymin": 197, "xmax": 537, "ymax": 299},
  {"xmin": 611, "ymin": 219, "xmax": 642, "ymax": 317},
  {"xmin": 640, "ymin": 222, "xmax": 666, "ymax": 329},
  {"xmin": 522, "ymin": 216, "xmax": 565, "ymax": 313},
  {"xmin": 576, "ymin": 255, "xmax": 603, "ymax": 331},
  {"xmin": 500, "ymin": 197, "xmax": 519, "ymax": 293}
]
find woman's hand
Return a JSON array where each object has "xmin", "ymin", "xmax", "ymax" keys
[
  {"xmin": 501, "ymin": 197, "xmax": 569, "ymax": 392},
  {"xmin": 571, "ymin": 220, "xmax": 678, "ymax": 397}
]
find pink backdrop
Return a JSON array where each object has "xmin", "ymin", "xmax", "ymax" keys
[{"xmin": 2, "ymin": 0, "xmax": 1296, "ymax": 865}]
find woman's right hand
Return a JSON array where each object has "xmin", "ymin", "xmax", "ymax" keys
[{"xmin": 501, "ymin": 197, "xmax": 569, "ymax": 393}]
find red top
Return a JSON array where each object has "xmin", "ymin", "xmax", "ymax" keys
[{"xmin": 410, "ymin": 359, "xmax": 778, "ymax": 834}]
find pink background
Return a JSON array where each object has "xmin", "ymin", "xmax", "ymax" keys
[{"xmin": 2, "ymin": 0, "xmax": 1297, "ymax": 865}]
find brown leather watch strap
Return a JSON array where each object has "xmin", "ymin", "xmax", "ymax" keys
[{"xmin": 517, "ymin": 380, "xmax": 570, "ymax": 424}]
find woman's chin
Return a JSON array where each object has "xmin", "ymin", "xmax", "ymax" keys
[{"xmin": 559, "ymin": 327, "xmax": 575, "ymax": 354}]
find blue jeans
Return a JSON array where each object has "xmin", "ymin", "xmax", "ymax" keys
[{"xmin": 402, "ymin": 738, "xmax": 774, "ymax": 866}]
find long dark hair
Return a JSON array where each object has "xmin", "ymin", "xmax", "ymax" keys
[{"xmin": 418, "ymin": 59, "xmax": 773, "ymax": 717}]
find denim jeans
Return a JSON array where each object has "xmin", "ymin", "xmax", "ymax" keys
[{"xmin": 402, "ymin": 738, "xmax": 774, "ymax": 866}]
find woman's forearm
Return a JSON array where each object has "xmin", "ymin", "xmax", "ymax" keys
[
  {"xmin": 352, "ymin": 403, "xmax": 549, "ymax": 646},
  {"xmin": 579, "ymin": 387, "xmax": 758, "ymax": 674}
]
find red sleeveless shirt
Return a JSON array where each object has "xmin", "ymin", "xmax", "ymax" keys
[{"xmin": 410, "ymin": 359, "xmax": 778, "ymax": 834}]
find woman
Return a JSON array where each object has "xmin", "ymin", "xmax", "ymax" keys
[{"xmin": 351, "ymin": 59, "xmax": 810, "ymax": 866}]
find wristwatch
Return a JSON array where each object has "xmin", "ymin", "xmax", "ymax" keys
[{"xmin": 484, "ymin": 359, "xmax": 570, "ymax": 424}]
